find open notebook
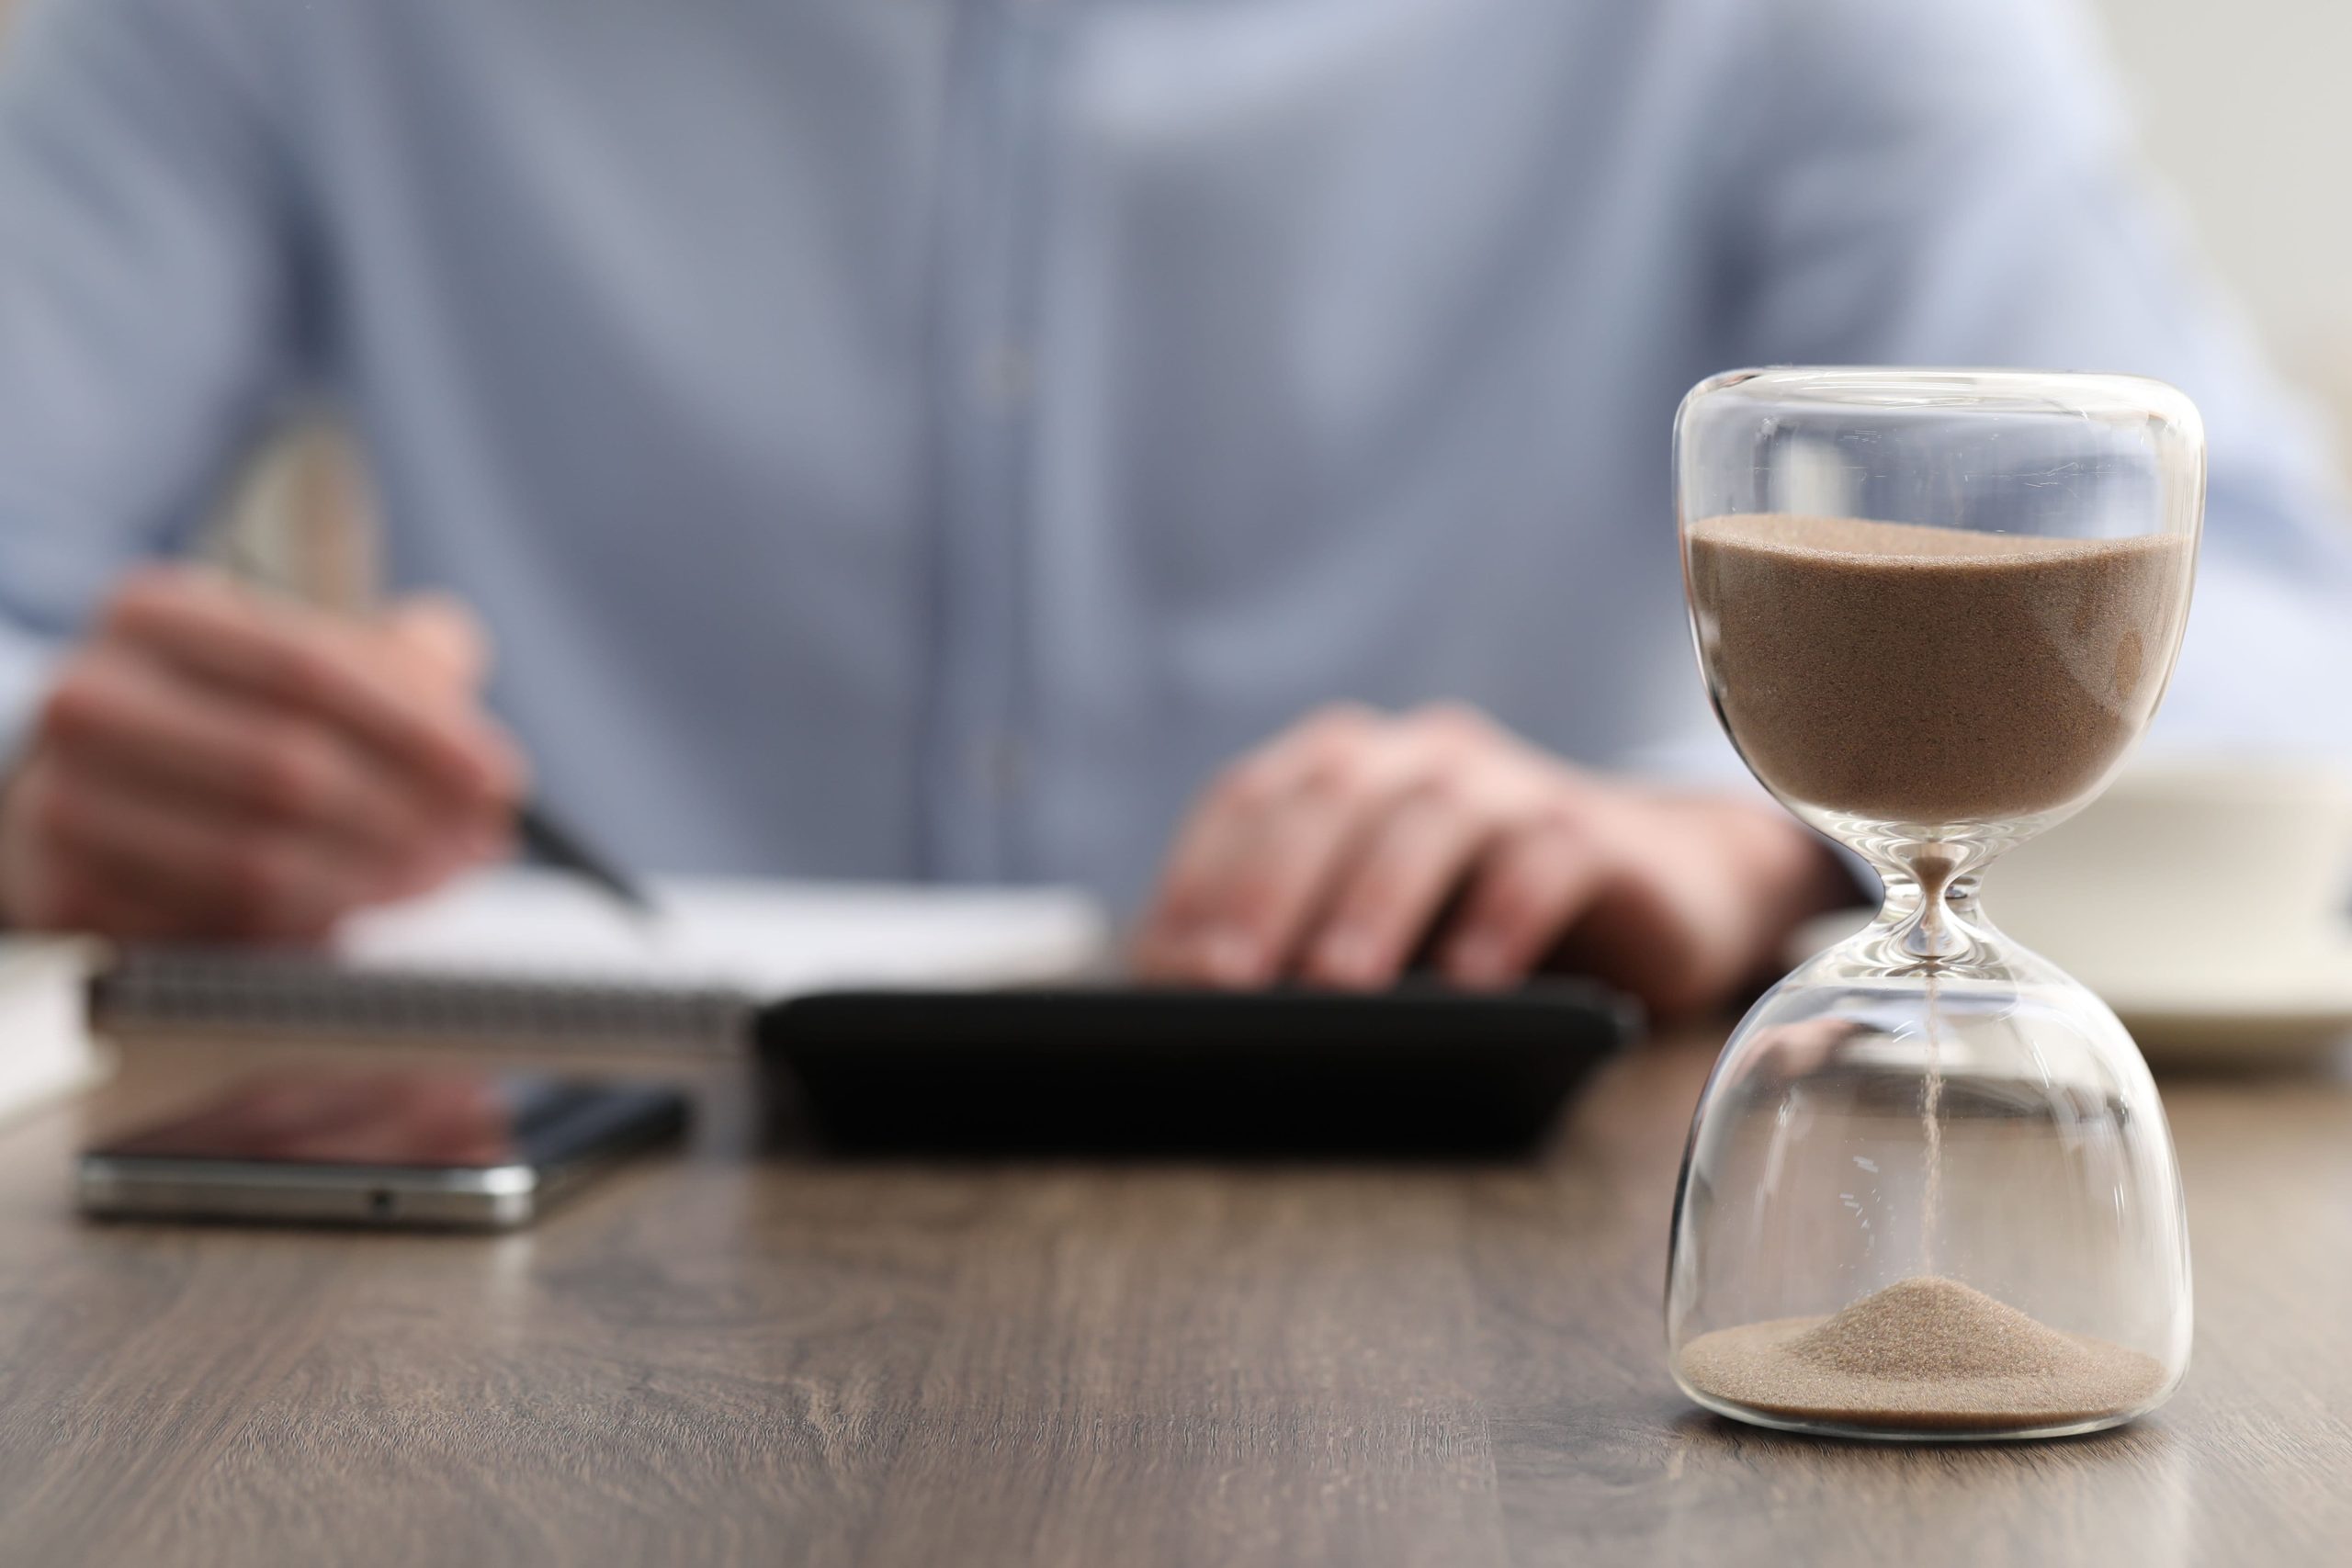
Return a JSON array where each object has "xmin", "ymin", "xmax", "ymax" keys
[{"xmin": 88, "ymin": 869, "xmax": 1114, "ymax": 1052}]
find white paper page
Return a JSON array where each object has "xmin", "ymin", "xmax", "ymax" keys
[
  {"xmin": 334, "ymin": 868, "xmax": 1113, "ymax": 998},
  {"xmin": 0, "ymin": 940, "xmax": 112, "ymax": 1123}
]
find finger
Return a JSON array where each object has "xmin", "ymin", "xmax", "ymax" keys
[
  {"xmin": 10, "ymin": 870, "xmax": 201, "ymax": 942},
  {"xmin": 22, "ymin": 760, "xmax": 381, "ymax": 941},
  {"xmin": 1145, "ymin": 707, "xmax": 1378, "ymax": 927},
  {"xmin": 1440, "ymin": 816, "xmax": 1612, "ymax": 988},
  {"xmin": 0, "ymin": 768, "xmax": 207, "ymax": 942},
  {"xmin": 102, "ymin": 569, "xmax": 523, "ymax": 802},
  {"xmin": 1, "ymin": 761, "xmax": 195, "ymax": 938},
  {"xmin": 1137, "ymin": 706, "xmax": 1386, "ymax": 982},
  {"xmin": 1148, "ymin": 713, "xmax": 1454, "ymax": 985},
  {"xmin": 1147, "ymin": 791, "xmax": 1367, "ymax": 986},
  {"xmin": 379, "ymin": 593, "xmax": 492, "ymax": 695},
  {"xmin": 40, "ymin": 648, "xmax": 485, "ymax": 882},
  {"xmin": 1300, "ymin": 781, "xmax": 1502, "ymax": 988}
]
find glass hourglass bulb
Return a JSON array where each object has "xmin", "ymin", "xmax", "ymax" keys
[{"xmin": 1664, "ymin": 368, "xmax": 2203, "ymax": 1441}]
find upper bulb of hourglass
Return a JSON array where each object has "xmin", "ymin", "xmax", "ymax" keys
[
  {"xmin": 1679, "ymin": 378, "xmax": 2201, "ymax": 969},
  {"xmin": 1684, "ymin": 511, "xmax": 2198, "ymax": 890}
]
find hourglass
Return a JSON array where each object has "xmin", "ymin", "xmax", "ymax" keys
[{"xmin": 1665, "ymin": 368, "xmax": 2202, "ymax": 1440}]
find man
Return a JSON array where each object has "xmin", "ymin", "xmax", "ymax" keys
[{"xmin": 1, "ymin": 0, "xmax": 2346, "ymax": 1016}]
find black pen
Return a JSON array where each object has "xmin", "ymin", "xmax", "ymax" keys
[{"xmin": 514, "ymin": 798, "xmax": 659, "ymax": 918}]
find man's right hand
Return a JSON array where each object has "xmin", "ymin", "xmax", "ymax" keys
[{"xmin": 0, "ymin": 567, "xmax": 526, "ymax": 942}]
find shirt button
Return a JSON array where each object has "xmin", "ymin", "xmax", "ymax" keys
[
  {"xmin": 971, "ymin": 734, "xmax": 1029, "ymax": 798},
  {"xmin": 976, "ymin": 342, "xmax": 1035, "ymax": 412}
]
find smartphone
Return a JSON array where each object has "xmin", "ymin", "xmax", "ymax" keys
[{"xmin": 77, "ymin": 1070, "xmax": 689, "ymax": 1230}]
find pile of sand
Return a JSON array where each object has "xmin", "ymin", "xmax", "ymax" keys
[{"xmin": 1678, "ymin": 1276, "xmax": 2169, "ymax": 1433}]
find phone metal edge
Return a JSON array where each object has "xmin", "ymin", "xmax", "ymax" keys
[{"xmin": 75, "ymin": 1156, "xmax": 543, "ymax": 1230}]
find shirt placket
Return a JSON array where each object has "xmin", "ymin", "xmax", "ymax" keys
[{"xmin": 921, "ymin": 0, "xmax": 1063, "ymax": 883}]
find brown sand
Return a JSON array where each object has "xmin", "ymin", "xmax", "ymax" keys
[
  {"xmin": 1678, "ymin": 1276, "xmax": 2169, "ymax": 1433},
  {"xmin": 1685, "ymin": 514, "xmax": 2192, "ymax": 824}
]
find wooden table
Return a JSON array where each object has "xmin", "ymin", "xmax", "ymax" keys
[{"xmin": 3, "ymin": 1028, "xmax": 2348, "ymax": 1567}]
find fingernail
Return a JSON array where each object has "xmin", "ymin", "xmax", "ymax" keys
[
  {"xmin": 479, "ymin": 744, "xmax": 528, "ymax": 798},
  {"xmin": 424, "ymin": 840, "xmax": 472, "ymax": 885},
  {"xmin": 1448, "ymin": 931, "xmax": 1511, "ymax": 987},
  {"xmin": 1314, "ymin": 927, "xmax": 1381, "ymax": 986},
  {"xmin": 468, "ymin": 818, "xmax": 514, "ymax": 861},
  {"xmin": 1195, "ymin": 926, "xmax": 1263, "ymax": 986}
]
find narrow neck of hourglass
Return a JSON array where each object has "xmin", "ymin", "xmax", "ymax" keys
[{"xmin": 1870, "ymin": 857, "xmax": 1998, "ymax": 969}]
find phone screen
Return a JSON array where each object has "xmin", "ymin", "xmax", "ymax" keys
[{"xmin": 90, "ymin": 1072, "xmax": 684, "ymax": 1171}]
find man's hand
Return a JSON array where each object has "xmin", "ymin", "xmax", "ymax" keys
[
  {"xmin": 1134, "ymin": 704, "xmax": 1853, "ymax": 1019},
  {"xmin": 0, "ymin": 567, "xmax": 526, "ymax": 942}
]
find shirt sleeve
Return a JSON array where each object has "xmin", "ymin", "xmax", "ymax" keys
[
  {"xmin": 1717, "ymin": 0, "xmax": 2352, "ymax": 761},
  {"xmin": 0, "ymin": 0, "xmax": 301, "ymax": 757}
]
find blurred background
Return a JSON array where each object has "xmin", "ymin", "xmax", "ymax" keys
[
  {"xmin": 0, "ymin": 0, "xmax": 2341, "ymax": 571},
  {"xmin": 2093, "ymin": 0, "xmax": 2352, "ymax": 461}
]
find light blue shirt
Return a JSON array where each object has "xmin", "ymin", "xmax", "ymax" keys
[{"xmin": 4, "ymin": 0, "xmax": 2350, "ymax": 911}]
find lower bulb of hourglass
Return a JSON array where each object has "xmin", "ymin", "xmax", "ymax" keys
[{"xmin": 1662, "ymin": 911, "xmax": 2193, "ymax": 1440}]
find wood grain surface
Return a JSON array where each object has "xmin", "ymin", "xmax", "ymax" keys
[{"xmin": 1, "ymin": 1028, "xmax": 2347, "ymax": 1567}]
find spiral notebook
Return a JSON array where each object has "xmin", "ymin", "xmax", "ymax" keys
[{"xmin": 88, "ymin": 869, "xmax": 1113, "ymax": 1053}]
